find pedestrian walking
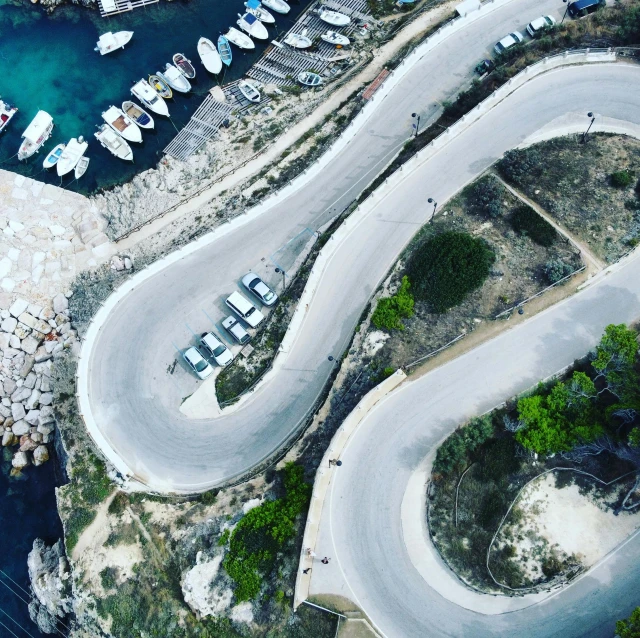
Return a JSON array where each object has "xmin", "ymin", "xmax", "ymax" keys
[
  {"xmin": 321, "ymin": 557, "xmax": 330, "ymax": 565},
  {"xmin": 303, "ymin": 568, "xmax": 311, "ymax": 574}
]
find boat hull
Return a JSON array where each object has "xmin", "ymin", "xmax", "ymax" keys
[
  {"xmin": 102, "ymin": 106, "xmax": 143, "ymax": 143},
  {"xmin": 197, "ymin": 38, "xmax": 223, "ymax": 74},
  {"xmin": 225, "ymin": 28, "xmax": 255, "ymax": 50},
  {"xmin": 321, "ymin": 31, "xmax": 350, "ymax": 46},
  {"xmin": 18, "ymin": 111, "xmax": 54, "ymax": 161},
  {"xmin": 95, "ymin": 31, "xmax": 134, "ymax": 55},
  {"xmin": 57, "ymin": 138, "xmax": 89, "ymax": 177},
  {"xmin": 131, "ymin": 80, "xmax": 169, "ymax": 117},
  {"xmin": 43, "ymin": 143, "xmax": 65, "ymax": 170},
  {"xmin": 122, "ymin": 101, "xmax": 155, "ymax": 130},
  {"xmin": 318, "ymin": 10, "xmax": 350, "ymax": 26},
  {"xmin": 159, "ymin": 68, "xmax": 191, "ymax": 93},
  {"xmin": 95, "ymin": 125, "xmax": 133, "ymax": 162},
  {"xmin": 262, "ymin": 0, "xmax": 290, "ymax": 14},
  {"xmin": 284, "ymin": 34, "xmax": 312, "ymax": 48},
  {"xmin": 75, "ymin": 157, "xmax": 90, "ymax": 180},
  {"xmin": 218, "ymin": 36, "xmax": 233, "ymax": 66},
  {"xmin": 237, "ymin": 15, "xmax": 269, "ymax": 40},
  {"xmin": 238, "ymin": 81, "xmax": 261, "ymax": 103},
  {"xmin": 148, "ymin": 75, "xmax": 173, "ymax": 99},
  {"xmin": 173, "ymin": 53, "xmax": 196, "ymax": 79}
]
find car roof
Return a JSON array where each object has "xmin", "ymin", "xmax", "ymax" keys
[
  {"xmin": 529, "ymin": 16, "xmax": 548, "ymax": 28},
  {"xmin": 184, "ymin": 347, "xmax": 202, "ymax": 362},
  {"xmin": 201, "ymin": 332, "xmax": 223, "ymax": 348},
  {"xmin": 570, "ymin": 0, "xmax": 600, "ymax": 8}
]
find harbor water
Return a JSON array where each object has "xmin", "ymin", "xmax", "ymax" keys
[{"xmin": 0, "ymin": 0, "xmax": 311, "ymax": 195}]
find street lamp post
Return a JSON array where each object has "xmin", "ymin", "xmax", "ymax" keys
[
  {"xmin": 275, "ymin": 267, "xmax": 286, "ymax": 289},
  {"xmin": 428, "ymin": 197, "xmax": 437, "ymax": 222},
  {"xmin": 582, "ymin": 112, "xmax": 596, "ymax": 144},
  {"xmin": 561, "ymin": 0, "xmax": 570, "ymax": 24},
  {"xmin": 411, "ymin": 112, "xmax": 421, "ymax": 138}
]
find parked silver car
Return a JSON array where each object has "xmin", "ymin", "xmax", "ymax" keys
[
  {"xmin": 494, "ymin": 31, "xmax": 524, "ymax": 55},
  {"xmin": 183, "ymin": 346, "xmax": 214, "ymax": 380},
  {"xmin": 241, "ymin": 272, "xmax": 278, "ymax": 307},
  {"xmin": 222, "ymin": 316, "xmax": 251, "ymax": 345},
  {"xmin": 526, "ymin": 15, "xmax": 556, "ymax": 37},
  {"xmin": 199, "ymin": 332, "xmax": 234, "ymax": 367}
]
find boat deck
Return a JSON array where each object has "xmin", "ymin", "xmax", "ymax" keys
[{"xmin": 97, "ymin": 0, "xmax": 159, "ymax": 18}]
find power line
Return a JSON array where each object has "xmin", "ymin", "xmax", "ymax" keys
[
  {"xmin": 0, "ymin": 607, "xmax": 37, "ymax": 638},
  {"xmin": 0, "ymin": 615, "xmax": 22, "ymax": 638}
]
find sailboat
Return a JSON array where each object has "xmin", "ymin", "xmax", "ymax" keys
[
  {"xmin": 57, "ymin": 136, "xmax": 89, "ymax": 177},
  {"xmin": 217, "ymin": 35, "xmax": 233, "ymax": 67},
  {"xmin": 18, "ymin": 111, "xmax": 54, "ymax": 160},
  {"xmin": 197, "ymin": 38, "xmax": 223, "ymax": 75},
  {"xmin": 131, "ymin": 80, "xmax": 169, "ymax": 117},
  {"xmin": 102, "ymin": 105, "xmax": 142, "ymax": 143}
]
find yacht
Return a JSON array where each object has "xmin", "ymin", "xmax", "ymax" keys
[
  {"xmin": 95, "ymin": 31, "xmax": 134, "ymax": 55},
  {"xmin": 102, "ymin": 105, "xmax": 142, "ymax": 143},
  {"xmin": 131, "ymin": 79, "xmax": 169, "ymax": 117},
  {"xmin": 18, "ymin": 110, "xmax": 54, "ymax": 160}
]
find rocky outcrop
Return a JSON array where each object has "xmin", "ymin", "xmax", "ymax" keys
[
  {"xmin": 181, "ymin": 552, "xmax": 233, "ymax": 618},
  {"xmin": 28, "ymin": 539, "xmax": 73, "ymax": 635},
  {"xmin": 0, "ymin": 294, "xmax": 78, "ymax": 472}
]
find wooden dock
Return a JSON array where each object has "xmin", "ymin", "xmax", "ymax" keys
[
  {"xmin": 163, "ymin": 96, "xmax": 233, "ymax": 161},
  {"xmin": 97, "ymin": 0, "xmax": 159, "ymax": 18}
]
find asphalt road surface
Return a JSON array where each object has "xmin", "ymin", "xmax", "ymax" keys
[{"xmin": 87, "ymin": 0, "xmax": 632, "ymax": 492}]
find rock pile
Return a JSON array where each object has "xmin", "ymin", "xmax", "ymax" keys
[{"xmin": 0, "ymin": 293, "xmax": 77, "ymax": 471}]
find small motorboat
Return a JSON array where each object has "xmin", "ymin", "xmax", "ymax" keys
[
  {"xmin": 42, "ymin": 143, "xmax": 65, "ymax": 170},
  {"xmin": 173, "ymin": 53, "xmax": 196, "ymax": 79},
  {"xmin": 261, "ymin": 0, "xmax": 290, "ymax": 14},
  {"xmin": 218, "ymin": 35, "xmax": 233, "ymax": 66},
  {"xmin": 102, "ymin": 105, "xmax": 142, "ymax": 143},
  {"xmin": 238, "ymin": 80, "xmax": 261, "ymax": 103},
  {"xmin": 321, "ymin": 30, "xmax": 350, "ymax": 46},
  {"xmin": 148, "ymin": 74, "xmax": 173, "ymax": 99},
  {"xmin": 131, "ymin": 79, "xmax": 169, "ymax": 117},
  {"xmin": 284, "ymin": 31, "xmax": 312, "ymax": 49},
  {"xmin": 197, "ymin": 38, "xmax": 222, "ymax": 75},
  {"xmin": 224, "ymin": 27, "xmax": 255, "ymax": 50},
  {"xmin": 18, "ymin": 111, "xmax": 54, "ymax": 161},
  {"xmin": 245, "ymin": 0, "xmax": 275, "ymax": 23},
  {"xmin": 159, "ymin": 64, "xmax": 191, "ymax": 93},
  {"xmin": 122, "ymin": 101, "xmax": 154, "ymax": 130},
  {"xmin": 74, "ymin": 156, "xmax": 90, "ymax": 180},
  {"xmin": 237, "ymin": 12, "xmax": 269, "ymax": 40},
  {"xmin": 317, "ymin": 7, "xmax": 351, "ymax": 26},
  {"xmin": 95, "ymin": 124, "xmax": 133, "ymax": 161},
  {"xmin": 95, "ymin": 31, "xmax": 134, "ymax": 55},
  {"xmin": 298, "ymin": 71, "xmax": 323, "ymax": 87},
  {"xmin": 57, "ymin": 136, "xmax": 88, "ymax": 177},
  {"xmin": 0, "ymin": 98, "xmax": 18, "ymax": 133}
]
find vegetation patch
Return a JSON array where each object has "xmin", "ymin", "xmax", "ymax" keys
[
  {"xmin": 371, "ymin": 275, "xmax": 414, "ymax": 331},
  {"xmin": 407, "ymin": 231, "xmax": 495, "ymax": 313},
  {"xmin": 509, "ymin": 205, "xmax": 557, "ymax": 247},
  {"xmin": 429, "ymin": 325, "xmax": 640, "ymax": 593}
]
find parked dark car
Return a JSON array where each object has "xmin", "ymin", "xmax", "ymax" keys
[{"xmin": 567, "ymin": 0, "xmax": 606, "ymax": 18}]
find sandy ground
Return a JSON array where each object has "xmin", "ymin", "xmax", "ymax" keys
[{"xmin": 518, "ymin": 474, "xmax": 640, "ymax": 566}]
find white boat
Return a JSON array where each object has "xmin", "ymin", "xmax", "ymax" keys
[
  {"xmin": 321, "ymin": 30, "xmax": 350, "ymax": 46},
  {"xmin": 173, "ymin": 53, "xmax": 196, "ymax": 79},
  {"xmin": 74, "ymin": 156, "xmax": 90, "ymax": 180},
  {"xmin": 224, "ymin": 27, "xmax": 255, "ymax": 50},
  {"xmin": 122, "ymin": 101, "xmax": 154, "ymax": 130},
  {"xmin": 197, "ymin": 38, "xmax": 223, "ymax": 75},
  {"xmin": 284, "ymin": 31, "xmax": 312, "ymax": 49},
  {"xmin": 102, "ymin": 105, "xmax": 142, "ymax": 143},
  {"xmin": 95, "ymin": 31, "xmax": 134, "ymax": 55},
  {"xmin": 261, "ymin": 0, "xmax": 290, "ymax": 14},
  {"xmin": 317, "ymin": 7, "xmax": 351, "ymax": 26},
  {"xmin": 42, "ymin": 143, "xmax": 65, "ymax": 170},
  {"xmin": 95, "ymin": 124, "xmax": 133, "ymax": 162},
  {"xmin": 238, "ymin": 80, "xmax": 261, "ymax": 103},
  {"xmin": 237, "ymin": 12, "xmax": 269, "ymax": 40},
  {"xmin": 131, "ymin": 79, "xmax": 169, "ymax": 117},
  {"xmin": 18, "ymin": 111, "xmax": 54, "ymax": 161},
  {"xmin": 0, "ymin": 98, "xmax": 18, "ymax": 134},
  {"xmin": 298, "ymin": 71, "xmax": 323, "ymax": 86},
  {"xmin": 159, "ymin": 64, "xmax": 192, "ymax": 93},
  {"xmin": 57, "ymin": 136, "xmax": 88, "ymax": 177},
  {"xmin": 245, "ymin": 0, "xmax": 275, "ymax": 23}
]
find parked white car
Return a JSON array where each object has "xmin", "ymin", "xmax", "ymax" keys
[
  {"xmin": 183, "ymin": 346, "xmax": 214, "ymax": 379},
  {"xmin": 222, "ymin": 316, "xmax": 251, "ymax": 345},
  {"xmin": 494, "ymin": 31, "xmax": 524, "ymax": 55},
  {"xmin": 225, "ymin": 291, "xmax": 264, "ymax": 328},
  {"xmin": 526, "ymin": 15, "xmax": 556, "ymax": 37},
  {"xmin": 199, "ymin": 332, "xmax": 234, "ymax": 367},
  {"xmin": 242, "ymin": 272, "xmax": 278, "ymax": 306}
]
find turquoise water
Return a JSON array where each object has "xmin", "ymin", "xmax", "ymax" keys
[{"xmin": 0, "ymin": 0, "xmax": 310, "ymax": 194}]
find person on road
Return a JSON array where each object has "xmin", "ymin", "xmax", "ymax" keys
[{"xmin": 321, "ymin": 557, "xmax": 330, "ymax": 564}]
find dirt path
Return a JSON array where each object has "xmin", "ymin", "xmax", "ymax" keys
[
  {"xmin": 491, "ymin": 172, "xmax": 607, "ymax": 275},
  {"xmin": 126, "ymin": 506, "xmax": 164, "ymax": 563},
  {"xmin": 72, "ymin": 489, "xmax": 117, "ymax": 563},
  {"xmin": 117, "ymin": 1, "xmax": 458, "ymax": 251}
]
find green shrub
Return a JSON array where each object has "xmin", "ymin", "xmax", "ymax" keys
[
  {"xmin": 611, "ymin": 170, "xmax": 634, "ymax": 188},
  {"xmin": 467, "ymin": 175, "xmax": 504, "ymax": 219},
  {"xmin": 497, "ymin": 148, "xmax": 545, "ymax": 184},
  {"xmin": 433, "ymin": 415, "xmax": 494, "ymax": 475},
  {"xmin": 100, "ymin": 566, "xmax": 118, "ymax": 590},
  {"xmin": 223, "ymin": 463, "xmax": 310, "ymax": 601},
  {"xmin": 371, "ymin": 276, "xmax": 414, "ymax": 331},
  {"xmin": 510, "ymin": 206, "xmax": 557, "ymax": 246},
  {"xmin": 108, "ymin": 492, "xmax": 129, "ymax": 516},
  {"xmin": 543, "ymin": 259, "xmax": 573, "ymax": 284},
  {"xmin": 407, "ymin": 232, "xmax": 495, "ymax": 312}
]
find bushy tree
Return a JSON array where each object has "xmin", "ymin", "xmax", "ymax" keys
[
  {"xmin": 617, "ymin": 607, "xmax": 640, "ymax": 638},
  {"xmin": 434, "ymin": 415, "xmax": 494, "ymax": 475},
  {"xmin": 611, "ymin": 170, "xmax": 634, "ymax": 189},
  {"xmin": 371, "ymin": 275, "xmax": 414, "ymax": 331},
  {"xmin": 407, "ymin": 232, "xmax": 495, "ymax": 313},
  {"xmin": 468, "ymin": 175, "xmax": 503, "ymax": 219},
  {"xmin": 497, "ymin": 148, "xmax": 544, "ymax": 184},
  {"xmin": 543, "ymin": 259, "xmax": 573, "ymax": 284},
  {"xmin": 510, "ymin": 206, "xmax": 557, "ymax": 246}
]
